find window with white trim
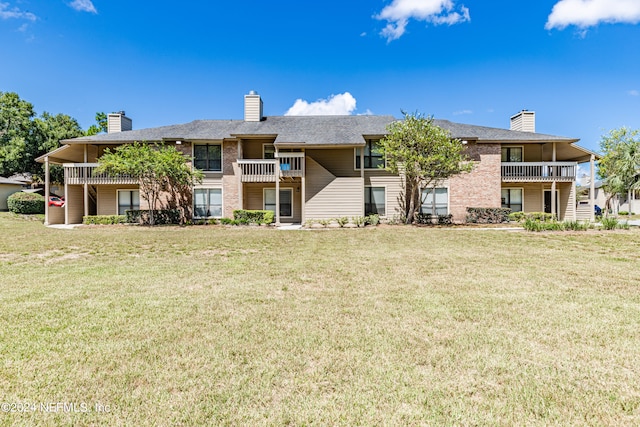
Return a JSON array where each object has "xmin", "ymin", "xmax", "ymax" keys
[
  {"xmin": 365, "ymin": 187, "xmax": 385, "ymax": 216},
  {"xmin": 501, "ymin": 188, "xmax": 523, "ymax": 212},
  {"xmin": 421, "ymin": 187, "xmax": 448, "ymax": 215},
  {"xmin": 194, "ymin": 144, "xmax": 222, "ymax": 171},
  {"xmin": 194, "ymin": 188, "xmax": 222, "ymax": 218},
  {"xmin": 118, "ymin": 190, "xmax": 140, "ymax": 215},
  {"xmin": 264, "ymin": 188, "xmax": 293, "ymax": 217},
  {"xmin": 501, "ymin": 146, "xmax": 523, "ymax": 162},
  {"xmin": 356, "ymin": 139, "xmax": 384, "ymax": 169}
]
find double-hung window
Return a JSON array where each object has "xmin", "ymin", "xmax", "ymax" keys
[
  {"xmin": 194, "ymin": 188, "xmax": 222, "ymax": 218},
  {"xmin": 502, "ymin": 188, "xmax": 523, "ymax": 212},
  {"xmin": 194, "ymin": 144, "xmax": 222, "ymax": 171},
  {"xmin": 365, "ymin": 187, "xmax": 386, "ymax": 216},
  {"xmin": 356, "ymin": 139, "xmax": 384, "ymax": 169},
  {"xmin": 118, "ymin": 190, "xmax": 140, "ymax": 215},
  {"xmin": 264, "ymin": 188, "xmax": 293, "ymax": 217},
  {"xmin": 421, "ymin": 188, "xmax": 448, "ymax": 215},
  {"xmin": 501, "ymin": 147, "xmax": 523, "ymax": 162}
]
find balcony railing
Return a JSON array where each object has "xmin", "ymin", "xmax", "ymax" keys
[
  {"xmin": 64, "ymin": 163, "xmax": 138, "ymax": 185},
  {"xmin": 501, "ymin": 162, "xmax": 577, "ymax": 182},
  {"xmin": 238, "ymin": 154, "xmax": 304, "ymax": 182}
]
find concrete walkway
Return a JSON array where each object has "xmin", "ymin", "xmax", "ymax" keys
[{"xmin": 46, "ymin": 224, "xmax": 82, "ymax": 229}]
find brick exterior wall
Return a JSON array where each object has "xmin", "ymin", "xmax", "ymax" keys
[
  {"xmin": 222, "ymin": 140, "xmax": 240, "ymax": 217},
  {"xmin": 449, "ymin": 143, "xmax": 502, "ymax": 223}
]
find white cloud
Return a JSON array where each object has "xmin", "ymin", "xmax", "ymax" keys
[
  {"xmin": 629, "ymin": 89, "xmax": 640, "ymax": 96},
  {"xmin": 453, "ymin": 109, "xmax": 473, "ymax": 115},
  {"xmin": 375, "ymin": 0, "xmax": 470, "ymax": 42},
  {"xmin": 546, "ymin": 0, "xmax": 640, "ymax": 30},
  {"xmin": 69, "ymin": 0, "xmax": 97, "ymax": 14},
  {"xmin": 0, "ymin": 2, "xmax": 36, "ymax": 21},
  {"xmin": 285, "ymin": 92, "xmax": 357, "ymax": 116}
]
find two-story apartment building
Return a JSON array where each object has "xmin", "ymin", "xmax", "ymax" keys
[{"xmin": 38, "ymin": 92, "xmax": 598, "ymax": 225}]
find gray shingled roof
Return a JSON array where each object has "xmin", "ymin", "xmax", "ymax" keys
[{"xmin": 62, "ymin": 115, "xmax": 578, "ymax": 145}]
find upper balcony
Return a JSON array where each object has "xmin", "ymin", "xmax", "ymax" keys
[
  {"xmin": 237, "ymin": 153, "xmax": 304, "ymax": 183},
  {"xmin": 501, "ymin": 162, "xmax": 577, "ymax": 182},
  {"xmin": 64, "ymin": 163, "xmax": 138, "ymax": 185}
]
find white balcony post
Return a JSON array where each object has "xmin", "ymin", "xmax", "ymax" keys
[
  {"xmin": 590, "ymin": 154, "xmax": 595, "ymax": 222},
  {"xmin": 44, "ymin": 156, "xmax": 50, "ymax": 225},
  {"xmin": 275, "ymin": 149, "xmax": 280, "ymax": 226}
]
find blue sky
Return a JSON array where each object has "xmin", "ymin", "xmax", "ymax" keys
[{"xmin": 1, "ymin": 0, "xmax": 639, "ymax": 153}]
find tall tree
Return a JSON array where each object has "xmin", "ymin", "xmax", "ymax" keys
[
  {"xmin": 598, "ymin": 127, "xmax": 640, "ymax": 217},
  {"xmin": 0, "ymin": 91, "xmax": 35, "ymax": 177},
  {"xmin": 96, "ymin": 142, "xmax": 203, "ymax": 224},
  {"xmin": 85, "ymin": 112, "xmax": 108, "ymax": 136},
  {"xmin": 31, "ymin": 112, "xmax": 84, "ymax": 182},
  {"xmin": 377, "ymin": 112, "xmax": 474, "ymax": 223}
]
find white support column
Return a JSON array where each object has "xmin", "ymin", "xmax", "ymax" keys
[
  {"xmin": 590, "ymin": 154, "xmax": 595, "ymax": 222},
  {"xmin": 44, "ymin": 156, "xmax": 50, "ymax": 225},
  {"xmin": 275, "ymin": 149, "xmax": 280, "ymax": 226},
  {"xmin": 551, "ymin": 142, "xmax": 557, "ymax": 218},
  {"xmin": 64, "ymin": 167, "xmax": 69, "ymax": 225},
  {"xmin": 301, "ymin": 150, "xmax": 306, "ymax": 224},
  {"xmin": 83, "ymin": 145, "xmax": 89, "ymax": 219},
  {"xmin": 360, "ymin": 147, "xmax": 365, "ymax": 216}
]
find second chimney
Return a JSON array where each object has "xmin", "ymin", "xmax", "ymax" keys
[
  {"xmin": 107, "ymin": 111, "xmax": 132, "ymax": 133},
  {"xmin": 510, "ymin": 110, "xmax": 535, "ymax": 133},
  {"xmin": 244, "ymin": 91, "xmax": 263, "ymax": 122}
]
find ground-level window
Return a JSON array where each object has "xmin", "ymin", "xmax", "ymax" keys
[
  {"xmin": 365, "ymin": 187, "xmax": 385, "ymax": 216},
  {"xmin": 421, "ymin": 187, "xmax": 448, "ymax": 215},
  {"xmin": 264, "ymin": 188, "xmax": 293, "ymax": 217},
  {"xmin": 194, "ymin": 188, "xmax": 222, "ymax": 218},
  {"xmin": 501, "ymin": 146, "xmax": 523, "ymax": 162},
  {"xmin": 502, "ymin": 188, "xmax": 523, "ymax": 212},
  {"xmin": 118, "ymin": 190, "xmax": 140, "ymax": 215},
  {"xmin": 355, "ymin": 139, "xmax": 384, "ymax": 169},
  {"xmin": 194, "ymin": 144, "xmax": 222, "ymax": 171}
]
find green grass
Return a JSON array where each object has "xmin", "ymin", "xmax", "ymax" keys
[{"xmin": 1, "ymin": 212, "xmax": 639, "ymax": 426}]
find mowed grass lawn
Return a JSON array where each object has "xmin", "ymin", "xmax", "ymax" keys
[{"xmin": 1, "ymin": 213, "xmax": 639, "ymax": 426}]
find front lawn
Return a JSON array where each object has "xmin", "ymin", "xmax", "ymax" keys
[{"xmin": 1, "ymin": 213, "xmax": 639, "ymax": 425}]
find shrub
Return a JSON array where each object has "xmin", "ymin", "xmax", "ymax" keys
[
  {"xmin": 438, "ymin": 214, "xmax": 453, "ymax": 225},
  {"xmin": 601, "ymin": 217, "xmax": 619, "ymax": 230},
  {"xmin": 508, "ymin": 212, "xmax": 526, "ymax": 222},
  {"xmin": 337, "ymin": 217, "xmax": 349, "ymax": 227},
  {"xmin": 7, "ymin": 192, "xmax": 45, "ymax": 214},
  {"xmin": 415, "ymin": 213, "xmax": 435, "ymax": 225},
  {"xmin": 466, "ymin": 207, "xmax": 511, "ymax": 224},
  {"xmin": 618, "ymin": 211, "xmax": 628, "ymax": 216},
  {"xmin": 364, "ymin": 214, "xmax": 380, "ymax": 226},
  {"xmin": 351, "ymin": 216, "xmax": 365, "ymax": 227},
  {"xmin": 563, "ymin": 220, "xmax": 589, "ymax": 231},
  {"xmin": 83, "ymin": 215, "xmax": 127, "ymax": 225},
  {"xmin": 126, "ymin": 209, "xmax": 181, "ymax": 225},
  {"xmin": 233, "ymin": 209, "xmax": 274, "ymax": 225},
  {"xmin": 220, "ymin": 217, "xmax": 238, "ymax": 225}
]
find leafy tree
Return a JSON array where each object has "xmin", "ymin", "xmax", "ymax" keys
[
  {"xmin": 598, "ymin": 127, "xmax": 640, "ymax": 217},
  {"xmin": 96, "ymin": 142, "xmax": 203, "ymax": 225},
  {"xmin": 377, "ymin": 112, "xmax": 474, "ymax": 224},
  {"xmin": 85, "ymin": 112, "xmax": 108, "ymax": 136},
  {"xmin": 31, "ymin": 112, "xmax": 84, "ymax": 182},
  {"xmin": 0, "ymin": 91, "xmax": 35, "ymax": 177}
]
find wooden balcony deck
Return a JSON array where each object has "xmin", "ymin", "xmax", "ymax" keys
[
  {"xmin": 238, "ymin": 154, "xmax": 304, "ymax": 183},
  {"xmin": 64, "ymin": 163, "xmax": 138, "ymax": 185},
  {"xmin": 501, "ymin": 162, "xmax": 577, "ymax": 182}
]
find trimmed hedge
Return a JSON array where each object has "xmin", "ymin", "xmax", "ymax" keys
[
  {"xmin": 83, "ymin": 215, "xmax": 127, "ymax": 225},
  {"xmin": 7, "ymin": 192, "xmax": 45, "ymax": 214},
  {"xmin": 466, "ymin": 207, "xmax": 511, "ymax": 224},
  {"xmin": 126, "ymin": 209, "xmax": 181, "ymax": 225},
  {"xmin": 233, "ymin": 209, "xmax": 274, "ymax": 225},
  {"xmin": 415, "ymin": 213, "xmax": 453, "ymax": 225},
  {"xmin": 509, "ymin": 212, "xmax": 555, "ymax": 222}
]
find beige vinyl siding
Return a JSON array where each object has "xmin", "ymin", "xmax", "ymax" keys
[
  {"xmin": 0, "ymin": 185, "xmax": 23, "ymax": 210},
  {"xmin": 305, "ymin": 156, "xmax": 362, "ymax": 219},
  {"xmin": 523, "ymin": 145, "xmax": 543, "ymax": 162},
  {"xmin": 509, "ymin": 182, "xmax": 575, "ymax": 220},
  {"xmin": 306, "ymin": 149, "xmax": 360, "ymax": 177},
  {"xmin": 48, "ymin": 203, "xmax": 65, "ymax": 224},
  {"xmin": 96, "ymin": 185, "xmax": 140, "ymax": 215},
  {"xmin": 66, "ymin": 185, "xmax": 84, "ymax": 224},
  {"xmin": 365, "ymin": 171, "xmax": 404, "ymax": 218},
  {"xmin": 242, "ymin": 139, "xmax": 275, "ymax": 159},
  {"xmin": 243, "ymin": 182, "xmax": 302, "ymax": 223}
]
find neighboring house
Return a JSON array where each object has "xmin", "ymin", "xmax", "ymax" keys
[
  {"xmin": 0, "ymin": 177, "xmax": 27, "ymax": 211},
  {"xmin": 37, "ymin": 92, "xmax": 598, "ymax": 225}
]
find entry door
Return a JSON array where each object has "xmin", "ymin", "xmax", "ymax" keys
[{"xmin": 543, "ymin": 190, "xmax": 559, "ymax": 215}]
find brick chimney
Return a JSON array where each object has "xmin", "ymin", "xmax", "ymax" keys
[
  {"xmin": 244, "ymin": 91, "xmax": 263, "ymax": 122},
  {"xmin": 107, "ymin": 111, "xmax": 132, "ymax": 133},
  {"xmin": 510, "ymin": 110, "xmax": 535, "ymax": 133}
]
